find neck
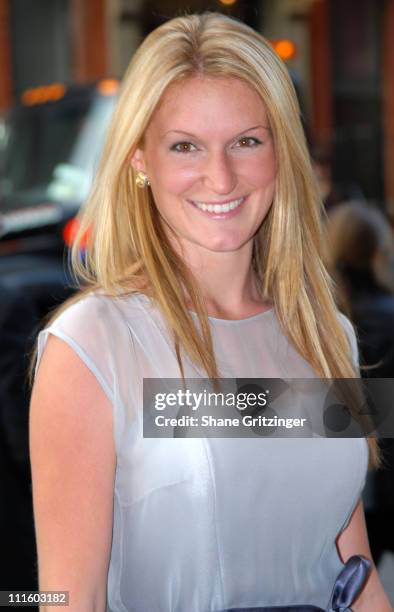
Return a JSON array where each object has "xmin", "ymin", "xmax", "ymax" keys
[{"xmin": 177, "ymin": 242, "xmax": 270, "ymax": 319}]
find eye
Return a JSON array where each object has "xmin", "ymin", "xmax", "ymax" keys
[
  {"xmin": 235, "ymin": 136, "xmax": 262, "ymax": 148},
  {"xmin": 170, "ymin": 142, "xmax": 198, "ymax": 153}
]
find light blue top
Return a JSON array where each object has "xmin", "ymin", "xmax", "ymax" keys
[{"xmin": 35, "ymin": 292, "xmax": 369, "ymax": 612}]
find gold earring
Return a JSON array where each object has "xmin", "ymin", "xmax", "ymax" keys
[{"xmin": 135, "ymin": 171, "xmax": 150, "ymax": 188}]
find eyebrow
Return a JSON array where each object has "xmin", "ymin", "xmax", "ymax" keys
[{"xmin": 162, "ymin": 125, "xmax": 270, "ymax": 138}]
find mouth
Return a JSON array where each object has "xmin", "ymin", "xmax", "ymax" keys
[{"xmin": 188, "ymin": 196, "xmax": 246, "ymax": 215}]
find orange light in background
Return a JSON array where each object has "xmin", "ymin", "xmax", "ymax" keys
[
  {"xmin": 21, "ymin": 83, "xmax": 66, "ymax": 106},
  {"xmin": 218, "ymin": 0, "xmax": 238, "ymax": 5},
  {"xmin": 48, "ymin": 83, "xmax": 66, "ymax": 100},
  {"xmin": 97, "ymin": 79, "xmax": 120, "ymax": 96},
  {"xmin": 21, "ymin": 88, "xmax": 42, "ymax": 106},
  {"xmin": 271, "ymin": 39, "xmax": 297, "ymax": 61},
  {"xmin": 62, "ymin": 216, "xmax": 89, "ymax": 249}
]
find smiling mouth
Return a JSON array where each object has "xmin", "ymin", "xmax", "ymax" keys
[{"xmin": 189, "ymin": 196, "xmax": 245, "ymax": 213}]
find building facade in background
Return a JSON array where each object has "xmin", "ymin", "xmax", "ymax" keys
[{"xmin": 0, "ymin": 0, "xmax": 393, "ymax": 215}]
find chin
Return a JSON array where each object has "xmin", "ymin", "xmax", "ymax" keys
[{"xmin": 202, "ymin": 238, "xmax": 250, "ymax": 252}]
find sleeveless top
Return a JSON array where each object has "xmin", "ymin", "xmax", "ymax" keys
[{"xmin": 35, "ymin": 292, "xmax": 369, "ymax": 612}]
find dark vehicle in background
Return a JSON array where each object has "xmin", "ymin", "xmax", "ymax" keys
[
  {"xmin": 0, "ymin": 80, "xmax": 118, "ymax": 594},
  {"xmin": 0, "ymin": 79, "xmax": 118, "ymax": 258}
]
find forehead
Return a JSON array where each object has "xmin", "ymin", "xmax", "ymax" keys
[{"xmin": 147, "ymin": 76, "xmax": 269, "ymax": 136}]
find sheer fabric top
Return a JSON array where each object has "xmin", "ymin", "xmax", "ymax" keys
[{"xmin": 35, "ymin": 292, "xmax": 369, "ymax": 612}]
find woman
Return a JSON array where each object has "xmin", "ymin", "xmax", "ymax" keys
[{"xmin": 29, "ymin": 12, "xmax": 391, "ymax": 612}]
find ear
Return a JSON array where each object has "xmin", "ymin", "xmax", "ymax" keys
[{"xmin": 130, "ymin": 147, "xmax": 147, "ymax": 173}]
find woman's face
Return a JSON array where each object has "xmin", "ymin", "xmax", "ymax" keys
[{"xmin": 131, "ymin": 76, "xmax": 276, "ymax": 260}]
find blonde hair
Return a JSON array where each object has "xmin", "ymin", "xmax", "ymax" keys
[{"xmin": 47, "ymin": 13, "xmax": 379, "ymax": 464}]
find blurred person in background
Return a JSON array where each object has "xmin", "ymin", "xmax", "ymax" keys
[
  {"xmin": 325, "ymin": 200, "xmax": 394, "ymax": 566},
  {"xmin": 311, "ymin": 146, "xmax": 365, "ymax": 215},
  {"xmin": 29, "ymin": 12, "xmax": 391, "ymax": 612},
  {"xmin": 0, "ymin": 289, "xmax": 39, "ymax": 595}
]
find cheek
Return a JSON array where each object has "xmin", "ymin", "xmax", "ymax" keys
[
  {"xmin": 150, "ymin": 156, "xmax": 200, "ymax": 195},
  {"xmin": 239, "ymin": 147, "xmax": 276, "ymax": 188},
  {"xmin": 246, "ymin": 162, "xmax": 276, "ymax": 189}
]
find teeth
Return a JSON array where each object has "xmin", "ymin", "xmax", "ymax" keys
[{"xmin": 193, "ymin": 197, "xmax": 244, "ymax": 213}]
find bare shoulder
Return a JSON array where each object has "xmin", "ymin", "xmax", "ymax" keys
[{"xmin": 30, "ymin": 334, "xmax": 116, "ymax": 604}]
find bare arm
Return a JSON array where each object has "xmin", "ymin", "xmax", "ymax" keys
[
  {"xmin": 336, "ymin": 499, "xmax": 393, "ymax": 611},
  {"xmin": 29, "ymin": 335, "xmax": 116, "ymax": 611}
]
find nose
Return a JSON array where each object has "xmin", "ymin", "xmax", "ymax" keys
[{"xmin": 202, "ymin": 150, "xmax": 237, "ymax": 195}]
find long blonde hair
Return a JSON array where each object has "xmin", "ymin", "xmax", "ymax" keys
[{"xmin": 45, "ymin": 13, "xmax": 378, "ymax": 464}]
